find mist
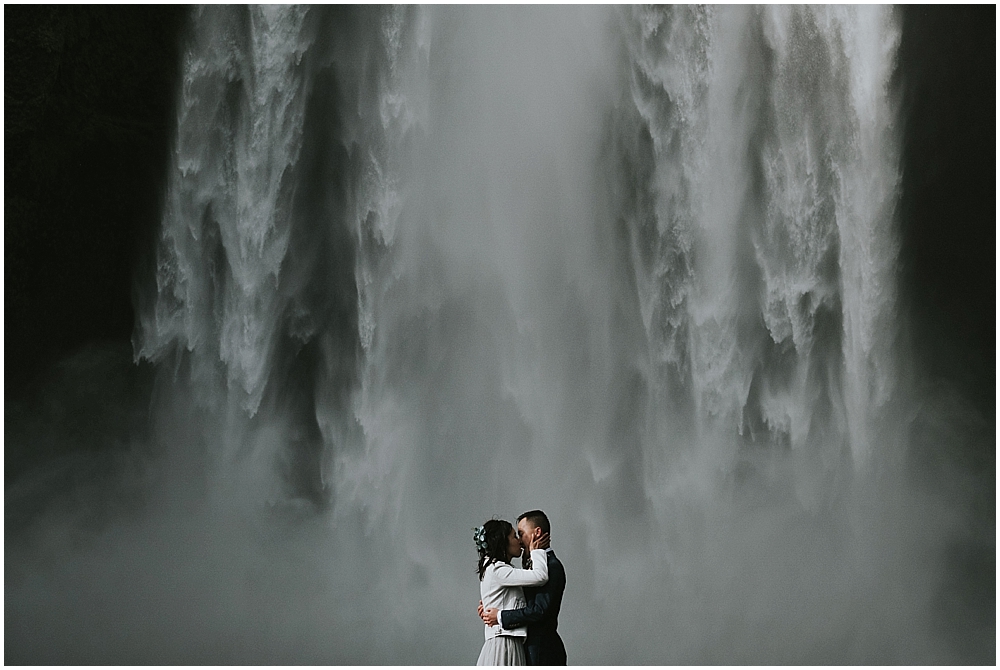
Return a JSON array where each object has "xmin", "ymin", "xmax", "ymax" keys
[{"xmin": 5, "ymin": 6, "xmax": 993, "ymax": 664}]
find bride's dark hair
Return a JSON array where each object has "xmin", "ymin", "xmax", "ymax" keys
[{"xmin": 476, "ymin": 518, "xmax": 514, "ymax": 581}]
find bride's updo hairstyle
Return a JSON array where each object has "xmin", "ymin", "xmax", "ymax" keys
[{"xmin": 475, "ymin": 518, "xmax": 514, "ymax": 581}]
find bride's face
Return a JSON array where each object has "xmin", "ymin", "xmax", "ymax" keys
[{"xmin": 506, "ymin": 528, "xmax": 522, "ymax": 561}]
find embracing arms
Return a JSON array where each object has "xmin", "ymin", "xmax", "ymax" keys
[
  {"xmin": 497, "ymin": 558, "xmax": 565, "ymax": 629},
  {"xmin": 479, "ymin": 551, "xmax": 566, "ymax": 630},
  {"xmin": 477, "ymin": 531, "xmax": 550, "ymax": 623},
  {"xmin": 491, "ymin": 548, "xmax": 549, "ymax": 587}
]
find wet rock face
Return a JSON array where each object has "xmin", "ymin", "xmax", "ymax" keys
[
  {"xmin": 2, "ymin": 7, "xmax": 993, "ymax": 665},
  {"xmin": 5, "ymin": 6, "xmax": 187, "ymax": 394},
  {"xmin": 5, "ymin": 5, "xmax": 991, "ymax": 418},
  {"xmin": 896, "ymin": 6, "xmax": 994, "ymax": 417}
]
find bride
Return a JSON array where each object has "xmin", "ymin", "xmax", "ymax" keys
[{"xmin": 474, "ymin": 518, "xmax": 550, "ymax": 666}]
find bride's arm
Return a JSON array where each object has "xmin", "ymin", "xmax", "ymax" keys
[
  {"xmin": 491, "ymin": 549, "xmax": 549, "ymax": 587},
  {"xmin": 493, "ymin": 531, "xmax": 551, "ymax": 587}
]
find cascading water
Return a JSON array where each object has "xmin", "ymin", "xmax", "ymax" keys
[
  {"xmin": 615, "ymin": 6, "xmax": 907, "ymax": 500},
  {"xmin": 7, "ymin": 5, "xmax": 990, "ymax": 665}
]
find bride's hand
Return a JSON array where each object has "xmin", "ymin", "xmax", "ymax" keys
[{"xmin": 529, "ymin": 532, "xmax": 550, "ymax": 551}]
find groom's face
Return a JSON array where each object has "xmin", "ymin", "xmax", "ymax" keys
[{"xmin": 516, "ymin": 518, "xmax": 537, "ymax": 556}]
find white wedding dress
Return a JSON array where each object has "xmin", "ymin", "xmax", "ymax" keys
[{"xmin": 476, "ymin": 549, "xmax": 549, "ymax": 666}]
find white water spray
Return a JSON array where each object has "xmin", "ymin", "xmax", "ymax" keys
[{"xmin": 11, "ymin": 6, "xmax": 976, "ymax": 664}]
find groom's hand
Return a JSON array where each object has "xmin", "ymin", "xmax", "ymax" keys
[
  {"xmin": 483, "ymin": 607, "xmax": 499, "ymax": 626},
  {"xmin": 477, "ymin": 600, "xmax": 485, "ymax": 619}
]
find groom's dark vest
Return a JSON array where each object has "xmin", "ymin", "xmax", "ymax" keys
[{"xmin": 502, "ymin": 549, "xmax": 567, "ymax": 665}]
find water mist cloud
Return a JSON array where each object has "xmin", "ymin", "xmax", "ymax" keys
[{"xmin": 5, "ymin": 5, "xmax": 993, "ymax": 664}]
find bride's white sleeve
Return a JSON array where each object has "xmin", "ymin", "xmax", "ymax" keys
[{"xmin": 491, "ymin": 549, "xmax": 549, "ymax": 587}]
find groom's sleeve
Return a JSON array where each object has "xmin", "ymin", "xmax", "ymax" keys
[{"xmin": 499, "ymin": 559, "xmax": 565, "ymax": 630}]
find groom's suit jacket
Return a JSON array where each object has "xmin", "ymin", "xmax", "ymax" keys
[{"xmin": 499, "ymin": 548, "xmax": 567, "ymax": 665}]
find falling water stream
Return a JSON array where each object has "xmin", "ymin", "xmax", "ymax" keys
[{"xmin": 6, "ymin": 6, "xmax": 991, "ymax": 664}]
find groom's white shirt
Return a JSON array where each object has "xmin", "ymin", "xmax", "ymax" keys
[
  {"xmin": 496, "ymin": 547, "xmax": 554, "ymax": 631},
  {"xmin": 480, "ymin": 548, "xmax": 549, "ymax": 640}
]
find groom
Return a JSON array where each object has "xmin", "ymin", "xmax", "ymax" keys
[{"xmin": 479, "ymin": 510, "xmax": 567, "ymax": 665}]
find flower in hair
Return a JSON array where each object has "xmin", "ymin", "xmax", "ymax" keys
[{"xmin": 472, "ymin": 525, "xmax": 488, "ymax": 551}]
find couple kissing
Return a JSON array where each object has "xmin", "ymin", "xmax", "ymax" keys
[{"xmin": 473, "ymin": 510, "xmax": 567, "ymax": 666}]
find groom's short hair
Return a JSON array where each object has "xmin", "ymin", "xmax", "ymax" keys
[{"xmin": 517, "ymin": 510, "xmax": 550, "ymax": 534}]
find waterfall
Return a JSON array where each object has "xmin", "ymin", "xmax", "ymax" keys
[
  {"xmin": 616, "ymin": 5, "xmax": 905, "ymax": 505},
  {"xmin": 67, "ymin": 4, "xmax": 965, "ymax": 662},
  {"xmin": 138, "ymin": 3, "xmax": 906, "ymax": 508},
  {"xmin": 139, "ymin": 6, "xmax": 311, "ymax": 412}
]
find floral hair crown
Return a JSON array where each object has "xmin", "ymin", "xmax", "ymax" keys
[{"xmin": 472, "ymin": 525, "xmax": 488, "ymax": 551}]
